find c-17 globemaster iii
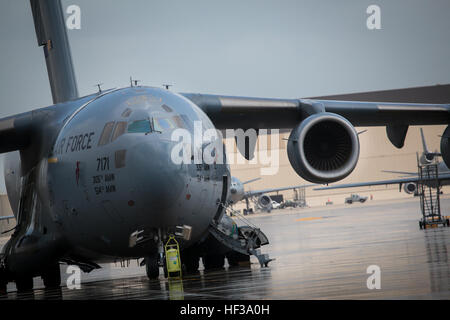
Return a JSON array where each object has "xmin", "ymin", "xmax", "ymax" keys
[{"xmin": 1, "ymin": 0, "xmax": 450, "ymax": 293}]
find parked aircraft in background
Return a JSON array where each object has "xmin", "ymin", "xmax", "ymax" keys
[
  {"xmin": 229, "ymin": 176, "xmax": 314, "ymax": 213},
  {"xmin": 314, "ymin": 129, "xmax": 450, "ymax": 194}
]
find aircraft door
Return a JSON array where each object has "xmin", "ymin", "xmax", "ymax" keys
[{"xmin": 213, "ymin": 175, "xmax": 228, "ymax": 223}]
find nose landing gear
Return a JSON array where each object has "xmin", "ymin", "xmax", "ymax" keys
[{"xmin": 145, "ymin": 255, "xmax": 164, "ymax": 279}]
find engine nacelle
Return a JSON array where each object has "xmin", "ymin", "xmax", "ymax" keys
[
  {"xmin": 441, "ymin": 126, "xmax": 450, "ymax": 169},
  {"xmin": 257, "ymin": 195, "xmax": 272, "ymax": 209},
  {"xmin": 287, "ymin": 113, "xmax": 360, "ymax": 184},
  {"xmin": 419, "ymin": 153, "xmax": 434, "ymax": 165},
  {"xmin": 403, "ymin": 182, "xmax": 416, "ymax": 194}
]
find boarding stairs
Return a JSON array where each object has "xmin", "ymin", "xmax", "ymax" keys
[
  {"xmin": 208, "ymin": 206, "xmax": 273, "ymax": 267},
  {"xmin": 418, "ymin": 161, "xmax": 449, "ymax": 229}
]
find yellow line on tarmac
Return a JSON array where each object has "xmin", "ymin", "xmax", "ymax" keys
[{"xmin": 295, "ymin": 217, "xmax": 323, "ymax": 222}]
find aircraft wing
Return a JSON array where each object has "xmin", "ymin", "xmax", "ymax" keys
[
  {"xmin": 244, "ymin": 184, "xmax": 316, "ymax": 199},
  {"xmin": 313, "ymin": 173, "xmax": 450, "ymax": 191},
  {"xmin": 0, "ymin": 216, "xmax": 15, "ymax": 221},
  {"xmin": 181, "ymin": 92, "xmax": 450, "ymax": 131}
]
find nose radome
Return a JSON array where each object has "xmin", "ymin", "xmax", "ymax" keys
[{"xmin": 128, "ymin": 140, "xmax": 185, "ymax": 213}]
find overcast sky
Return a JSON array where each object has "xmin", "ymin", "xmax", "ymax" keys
[{"xmin": 0, "ymin": 0, "xmax": 449, "ymax": 192}]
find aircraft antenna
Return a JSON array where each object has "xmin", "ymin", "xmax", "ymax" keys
[
  {"xmin": 94, "ymin": 83, "xmax": 103, "ymax": 93},
  {"xmin": 130, "ymin": 77, "xmax": 141, "ymax": 87}
]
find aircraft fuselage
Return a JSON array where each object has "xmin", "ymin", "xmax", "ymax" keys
[{"xmin": 3, "ymin": 86, "xmax": 230, "ymax": 275}]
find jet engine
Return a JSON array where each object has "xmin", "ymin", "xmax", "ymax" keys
[
  {"xmin": 257, "ymin": 195, "xmax": 272, "ymax": 210},
  {"xmin": 441, "ymin": 126, "xmax": 450, "ymax": 169},
  {"xmin": 419, "ymin": 153, "xmax": 435, "ymax": 165},
  {"xmin": 287, "ymin": 113, "xmax": 360, "ymax": 184},
  {"xmin": 403, "ymin": 182, "xmax": 416, "ymax": 195}
]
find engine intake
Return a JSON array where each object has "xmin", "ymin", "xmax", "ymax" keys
[
  {"xmin": 258, "ymin": 195, "xmax": 272, "ymax": 209},
  {"xmin": 287, "ymin": 113, "xmax": 360, "ymax": 184},
  {"xmin": 403, "ymin": 182, "xmax": 416, "ymax": 195}
]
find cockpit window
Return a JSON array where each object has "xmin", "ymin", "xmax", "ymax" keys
[
  {"xmin": 98, "ymin": 122, "xmax": 115, "ymax": 146},
  {"xmin": 153, "ymin": 116, "xmax": 185, "ymax": 132},
  {"xmin": 111, "ymin": 121, "xmax": 127, "ymax": 142},
  {"xmin": 161, "ymin": 104, "xmax": 173, "ymax": 113},
  {"xmin": 128, "ymin": 119, "xmax": 151, "ymax": 133},
  {"xmin": 153, "ymin": 117, "xmax": 176, "ymax": 132},
  {"xmin": 121, "ymin": 108, "xmax": 133, "ymax": 118},
  {"xmin": 180, "ymin": 115, "xmax": 193, "ymax": 131},
  {"xmin": 172, "ymin": 115, "xmax": 186, "ymax": 129},
  {"xmin": 150, "ymin": 116, "xmax": 188, "ymax": 132}
]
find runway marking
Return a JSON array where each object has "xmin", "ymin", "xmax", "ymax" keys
[{"xmin": 295, "ymin": 217, "xmax": 323, "ymax": 222}]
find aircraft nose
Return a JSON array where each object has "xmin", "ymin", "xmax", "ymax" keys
[{"xmin": 127, "ymin": 140, "xmax": 185, "ymax": 222}]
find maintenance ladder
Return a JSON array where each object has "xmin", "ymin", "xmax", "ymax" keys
[{"xmin": 418, "ymin": 162, "xmax": 449, "ymax": 229}]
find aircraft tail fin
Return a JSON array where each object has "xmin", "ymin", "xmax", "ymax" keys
[
  {"xmin": 420, "ymin": 128, "xmax": 441, "ymax": 163},
  {"xmin": 420, "ymin": 128, "xmax": 430, "ymax": 154},
  {"xmin": 30, "ymin": 0, "xmax": 78, "ymax": 104}
]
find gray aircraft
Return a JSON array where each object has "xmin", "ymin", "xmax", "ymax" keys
[
  {"xmin": 314, "ymin": 128, "xmax": 450, "ymax": 194},
  {"xmin": 229, "ymin": 176, "xmax": 314, "ymax": 213},
  {"xmin": 1, "ymin": 0, "xmax": 450, "ymax": 293}
]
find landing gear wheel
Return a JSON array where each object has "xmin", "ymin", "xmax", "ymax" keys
[
  {"xmin": 41, "ymin": 264, "xmax": 61, "ymax": 288},
  {"xmin": 15, "ymin": 276, "xmax": 33, "ymax": 292},
  {"xmin": 145, "ymin": 256, "xmax": 159, "ymax": 279},
  {"xmin": 203, "ymin": 254, "xmax": 225, "ymax": 270},
  {"xmin": 226, "ymin": 252, "xmax": 250, "ymax": 267}
]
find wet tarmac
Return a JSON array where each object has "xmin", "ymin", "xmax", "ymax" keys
[{"xmin": 1, "ymin": 196, "xmax": 450, "ymax": 300}]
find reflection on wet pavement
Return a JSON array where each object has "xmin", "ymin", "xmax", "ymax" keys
[{"xmin": 1, "ymin": 197, "xmax": 450, "ymax": 299}]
